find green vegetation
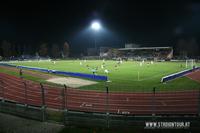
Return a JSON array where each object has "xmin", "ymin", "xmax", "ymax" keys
[
  {"xmin": 0, "ymin": 67, "xmax": 45, "ymax": 83},
  {"xmin": 4, "ymin": 60, "xmax": 200, "ymax": 92},
  {"xmin": 0, "ymin": 67, "xmax": 63, "ymax": 87}
]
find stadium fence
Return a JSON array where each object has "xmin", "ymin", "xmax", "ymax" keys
[{"xmin": 0, "ymin": 72, "xmax": 200, "ymax": 127}]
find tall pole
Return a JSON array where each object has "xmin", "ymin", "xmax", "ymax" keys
[
  {"xmin": 106, "ymin": 86, "xmax": 109, "ymax": 114},
  {"xmin": 40, "ymin": 83, "xmax": 46, "ymax": 121},
  {"xmin": 91, "ymin": 21, "xmax": 101, "ymax": 49},
  {"xmin": 198, "ymin": 88, "xmax": 200, "ymax": 116},
  {"xmin": 152, "ymin": 87, "xmax": 156, "ymax": 117},
  {"xmin": 63, "ymin": 84, "xmax": 67, "ymax": 110},
  {"xmin": 40, "ymin": 83, "xmax": 45, "ymax": 106},
  {"xmin": 23, "ymin": 81, "xmax": 27, "ymax": 106},
  {"xmin": 94, "ymin": 33, "xmax": 96, "ymax": 49},
  {"xmin": 1, "ymin": 80, "xmax": 4, "ymax": 102},
  {"xmin": 63, "ymin": 85, "xmax": 67, "ymax": 124},
  {"xmin": 105, "ymin": 81, "xmax": 109, "ymax": 128}
]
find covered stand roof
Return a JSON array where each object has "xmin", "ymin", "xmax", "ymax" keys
[{"xmin": 118, "ymin": 47, "xmax": 172, "ymax": 51}]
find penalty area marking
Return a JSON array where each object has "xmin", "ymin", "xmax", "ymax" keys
[{"xmin": 47, "ymin": 77, "xmax": 97, "ymax": 88}]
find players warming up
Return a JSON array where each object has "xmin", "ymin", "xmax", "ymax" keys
[{"xmin": 91, "ymin": 67, "xmax": 98, "ymax": 75}]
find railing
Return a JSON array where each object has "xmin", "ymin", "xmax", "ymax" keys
[
  {"xmin": 0, "ymin": 72, "xmax": 200, "ymax": 128},
  {"xmin": 0, "ymin": 72, "xmax": 199, "ymax": 116}
]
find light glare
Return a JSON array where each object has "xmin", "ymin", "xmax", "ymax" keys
[{"xmin": 91, "ymin": 21, "xmax": 101, "ymax": 31}]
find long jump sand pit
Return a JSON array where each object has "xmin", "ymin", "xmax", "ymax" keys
[{"xmin": 47, "ymin": 77, "xmax": 97, "ymax": 88}]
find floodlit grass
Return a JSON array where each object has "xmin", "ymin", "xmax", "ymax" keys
[
  {"xmin": 0, "ymin": 67, "xmax": 63, "ymax": 87},
  {"xmin": 0, "ymin": 67, "xmax": 44, "ymax": 83},
  {"xmin": 7, "ymin": 60, "xmax": 200, "ymax": 92}
]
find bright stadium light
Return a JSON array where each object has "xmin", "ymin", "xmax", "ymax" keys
[
  {"xmin": 91, "ymin": 21, "xmax": 101, "ymax": 31},
  {"xmin": 90, "ymin": 20, "xmax": 102, "ymax": 49}
]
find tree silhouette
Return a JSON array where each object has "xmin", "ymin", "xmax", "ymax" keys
[
  {"xmin": 63, "ymin": 42, "xmax": 70, "ymax": 58},
  {"xmin": 39, "ymin": 43, "xmax": 48, "ymax": 57},
  {"xmin": 1, "ymin": 40, "xmax": 12, "ymax": 58},
  {"xmin": 51, "ymin": 44, "xmax": 60, "ymax": 58}
]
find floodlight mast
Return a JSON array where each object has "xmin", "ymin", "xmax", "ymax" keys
[{"xmin": 91, "ymin": 21, "xmax": 101, "ymax": 49}]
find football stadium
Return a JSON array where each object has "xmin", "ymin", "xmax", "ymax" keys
[
  {"xmin": 0, "ymin": 48, "xmax": 200, "ymax": 131},
  {"xmin": 1, "ymin": 59, "xmax": 200, "ymax": 91},
  {"xmin": 1, "ymin": 1, "xmax": 200, "ymax": 133}
]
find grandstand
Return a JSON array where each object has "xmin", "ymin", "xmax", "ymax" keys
[{"xmin": 118, "ymin": 46, "xmax": 173, "ymax": 61}]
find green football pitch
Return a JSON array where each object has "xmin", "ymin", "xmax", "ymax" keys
[{"xmin": 9, "ymin": 60, "xmax": 200, "ymax": 92}]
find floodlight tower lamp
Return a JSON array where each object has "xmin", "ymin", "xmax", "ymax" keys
[
  {"xmin": 91, "ymin": 21, "xmax": 101, "ymax": 31},
  {"xmin": 90, "ymin": 20, "xmax": 102, "ymax": 49}
]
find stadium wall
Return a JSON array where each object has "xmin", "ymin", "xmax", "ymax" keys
[
  {"xmin": 161, "ymin": 67, "xmax": 200, "ymax": 82},
  {"xmin": 0, "ymin": 101, "xmax": 45, "ymax": 121},
  {"xmin": 64, "ymin": 110, "xmax": 199, "ymax": 128},
  {"xmin": 1, "ymin": 100, "xmax": 198, "ymax": 128},
  {"xmin": 0, "ymin": 63, "xmax": 108, "ymax": 81}
]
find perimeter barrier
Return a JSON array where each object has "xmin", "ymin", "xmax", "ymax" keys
[
  {"xmin": 161, "ymin": 66, "xmax": 200, "ymax": 82},
  {"xmin": 0, "ymin": 63, "xmax": 108, "ymax": 81},
  {"xmin": 0, "ymin": 101, "xmax": 45, "ymax": 121}
]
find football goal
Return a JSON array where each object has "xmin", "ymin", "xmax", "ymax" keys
[{"xmin": 186, "ymin": 59, "xmax": 196, "ymax": 69}]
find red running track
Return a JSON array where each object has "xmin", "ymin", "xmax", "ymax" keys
[
  {"xmin": 186, "ymin": 70, "xmax": 200, "ymax": 83},
  {"xmin": 0, "ymin": 72, "xmax": 199, "ymax": 115}
]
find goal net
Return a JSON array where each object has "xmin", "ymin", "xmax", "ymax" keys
[{"xmin": 185, "ymin": 59, "xmax": 196, "ymax": 69}]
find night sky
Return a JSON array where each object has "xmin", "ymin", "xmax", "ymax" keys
[{"xmin": 0, "ymin": 0, "xmax": 200, "ymax": 54}]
